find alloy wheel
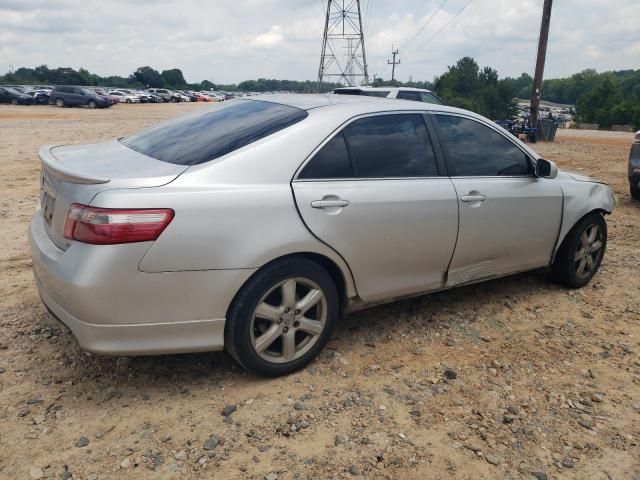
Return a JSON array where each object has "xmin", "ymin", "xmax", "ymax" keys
[
  {"xmin": 574, "ymin": 223, "xmax": 604, "ymax": 280},
  {"xmin": 250, "ymin": 277, "xmax": 327, "ymax": 364}
]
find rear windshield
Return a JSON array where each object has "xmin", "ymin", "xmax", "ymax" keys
[
  {"xmin": 334, "ymin": 89, "xmax": 390, "ymax": 98},
  {"xmin": 121, "ymin": 100, "xmax": 308, "ymax": 165}
]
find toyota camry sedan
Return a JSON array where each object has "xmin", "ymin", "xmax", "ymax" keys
[{"xmin": 29, "ymin": 95, "xmax": 616, "ymax": 377}]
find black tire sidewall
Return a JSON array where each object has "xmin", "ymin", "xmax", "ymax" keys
[
  {"xmin": 225, "ymin": 258, "xmax": 339, "ymax": 377},
  {"xmin": 631, "ymin": 182, "xmax": 640, "ymax": 201},
  {"xmin": 553, "ymin": 213, "xmax": 607, "ymax": 288}
]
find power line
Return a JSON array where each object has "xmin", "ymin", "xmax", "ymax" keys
[
  {"xmin": 409, "ymin": 0, "xmax": 472, "ymax": 53},
  {"xmin": 402, "ymin": 0, "xmax": 449, "ymax": 52}
]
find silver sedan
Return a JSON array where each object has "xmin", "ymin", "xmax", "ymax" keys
[{"xmin": 29, "ymin": 95, "xmax": 616, "ymax": 376}]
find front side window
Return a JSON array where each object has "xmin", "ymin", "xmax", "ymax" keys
[
  {"xmin": 122, "ymin": 100, "xmax": 308, "ymax": 166},
  {"xmin": 299, "ymin": 114, "xmax": 438, "ymax": 179},
  {"xmin": 436, "ymin": 115, "xmax": 532, "ymax": 176}
]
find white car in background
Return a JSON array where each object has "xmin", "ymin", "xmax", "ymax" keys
[
  {"xmin": 108, "ymin": 90, "xmax": 141, "ymax": 104},
  {"xmin": 201, "ymin": 92, "xmax": 223, "ymax": 102}
]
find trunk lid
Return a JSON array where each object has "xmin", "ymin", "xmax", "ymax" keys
[{"xmin": 39, "ymin": 141, "xmax": 187, "ymax": 250}]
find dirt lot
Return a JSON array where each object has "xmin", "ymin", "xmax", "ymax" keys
[{"xmin": 0, "ymin": 104, "xmax": 638, "ymax": 480}]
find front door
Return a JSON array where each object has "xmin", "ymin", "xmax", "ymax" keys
[
  {"xmin": 292, "ymin": 113, "xmax": 459, "ymax": 302},
  {"xmin": 432, "ymin": 113, "xmax": 563, "ymax": 286}
]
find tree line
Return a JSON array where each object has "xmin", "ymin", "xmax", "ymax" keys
[{"xmin": 1, "ymin": 61, "xmax": 638, "ymax": 128}]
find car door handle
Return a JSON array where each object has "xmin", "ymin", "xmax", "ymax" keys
[
  {"xmin": 460, "ymin": 194, "xmax": 486, "ymax": 202},
  {"xmin": 311, "ymin": 199, "xmax": 350, "ymax": 209}
]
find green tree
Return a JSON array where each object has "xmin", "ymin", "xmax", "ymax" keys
[
  {"xmin": 133, "ymin": 66, "xmax": 163, "ymax": 88},
  {"xmin": 160, "ymin": 69, "xmax": 187, "ymax": 88}
]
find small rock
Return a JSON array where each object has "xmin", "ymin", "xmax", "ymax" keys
[
  {"xmin": 160, "ymin": 435, "xmax": 172, "ymax": 443},
  {"xmin": 443, "ymin": 368, "xmax": 457, "ymax": 380},
  {"xmin": 28, "ymin": 466, "xmax": 43, "ymax": 479},
  {"xmin": 531, "ymin": 472, "xmax": 547, "ymax": 480},
  {"xmin": 203, "ymin": 435, "xmax": 221, "ymax": 450},
  {"xmin": 348, "ymin": 465, "xmax": 361, "ymax": 475},
  {"xmin": 335, "ymin": 435, "xmax": 347, "ymax": 446},
  {"xmin": 562, "ymin": 457, "xmax": 575, "ymax": 469},
  {"xmin": 0, "ymin": 367, "xmax": 5, "ymax": 374},
  {"xmin": 265, "ymin": 473, "xmax": 278, "ymax": 480},
  {"xmin": 221, "ymin": 404, "xmax": 237, "ymax": 416},
  {"xmin": 591, "ymin": 392, "xmax": 605, "ymax": 403},
  {"xmin": 174, "ymin": 451, "xmax": 187, "ymax": 461},
  {"xmin": 32, "ymin": 414, "xmax": 46, "ymax": 425},
  {"xmin": 75, "ymin": 436, "xmax": 90, "ymax": 448},
  {"xmin": 485, "ymin": 453, "xmax": 500, "ymax": 466},
  {"xmin": 26, "ymin": 398, "xmax": 43, "ymax": 405},
  {"xmin": 293, "ymin": 401, "xmax": 306, "ymax": 411},
  {"xmin": 577, "ymin": 416, "xmax": 595, "ymax": 429},
  {"xmin": 120, "ymin": 458, "xmax": 131, "ymax": 469}
]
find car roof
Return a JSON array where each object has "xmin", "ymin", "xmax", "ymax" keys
[
  {"xmin": 245, "ymin": 93, "xmax": 454, "ymax": 113},
  {"xmin": 334, "ymin": 86, "xmax": 434, "ymax": 93}
]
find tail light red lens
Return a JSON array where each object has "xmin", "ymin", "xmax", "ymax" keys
[{"xmin": 63, "ymin": 204, "xmax": 174, "ymax": 245}]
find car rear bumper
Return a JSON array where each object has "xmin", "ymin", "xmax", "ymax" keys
[{"xmin": 29, "ymin": 210, "xmax": 256, "ymax": 355}]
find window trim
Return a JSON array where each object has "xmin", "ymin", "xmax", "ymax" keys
[
  {"xmin": 430, "ymin": 112, "xmax": 536, "ymax": 178},
  {"xmin": 293, "ymin": 111, "xmax": 446, "ymax": 182}
]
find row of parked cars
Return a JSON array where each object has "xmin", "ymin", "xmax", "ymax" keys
[{"xmin": 0, "ymin": 84, "xmax": 239, "ymax": 108}]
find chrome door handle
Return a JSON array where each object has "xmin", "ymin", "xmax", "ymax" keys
[
  {"xmin": 311, "ymin": 199, "xmax": 350, "ymax": 209},
  {"xmin": 461, "ymin": 194, "xmax": 486, "ymax": 202}
]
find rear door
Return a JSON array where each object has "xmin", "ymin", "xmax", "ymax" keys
[
  {"xmin": 432, "ymin": 113, "xmax": 563, "ymax": 286},
  {"xmin": 292, "ymin": 113, "xmax": 459, "ymax": 302}
]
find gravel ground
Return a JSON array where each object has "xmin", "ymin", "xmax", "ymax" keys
[{"xmin": 0, "ymin": 104, "xmax": 638, "ymax": 480}]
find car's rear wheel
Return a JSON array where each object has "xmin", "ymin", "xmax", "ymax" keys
[
  {"xmin": 631, "ymin": 181, "xmax": 640, "ymax": 201},
  {"xmin": 550, "ymin": 212, "xmax": 607, "ymax": 288},
  {"xmin": 55, "ymin": 98, "xmax": 64, "ymax": 108},
  {"xmin": 225, "ymin": 257, "xmax": 339, "ymax": 377},
  {"xmin": 87, "ymin": 100, "xmax": 96, "ymax": 109},
  {"xmin": 126, "ymin": 98, "xmax": 132, "ymax": 104},
  {"xmin": 11, "ymin": 98, "xmax": 18, "ymax": 105}
]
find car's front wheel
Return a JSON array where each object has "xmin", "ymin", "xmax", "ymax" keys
[
  {"xmin": 631, "ymin": 181, "xmax": 640, "ymax": 201},
  {"xmin": 225, "ymin": 257, "xmax": 339, "ymax": 377},
  {"xmin": 550, "ymin": 212, "xmax": 607, "ymax": 288},
  {"xmin": 55, "ymin": 98, "xmax": 64, "ymax": 108},
  {"xmin": 87, "ymin": 100, "xmax": 96, "ymax": 109}
]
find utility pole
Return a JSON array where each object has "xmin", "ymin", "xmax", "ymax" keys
[
  {"xmin": 530, "ymin": 0, "xmax": 553, "ymax": 131},
  {"xmin": 317, "ymin": 0, "xmax": 369, "ymax": 90},
  {"xmin": 388, "ymin": 47, "xmax": 400, "ymax": 81}
]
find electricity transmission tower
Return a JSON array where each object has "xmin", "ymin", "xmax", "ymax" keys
[
  {"xmin": 387, "ymin": 47, "xmax": 400, "ymax": 81},
  {"xmin": 318, "ymin": 0, "xmax": 369, "ymax": 90}
]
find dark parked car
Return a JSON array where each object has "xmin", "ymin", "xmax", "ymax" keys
[
  {"xmin": 0, "ymin": 86, "xmax": 35, "ymax": 105},
  {"xmin": 630, "ymin": 130, "xmax": 640, "ymax": 200},
  {"xmin": 51, "ymin": 86, "xmax": 112, "ymax": 109}
]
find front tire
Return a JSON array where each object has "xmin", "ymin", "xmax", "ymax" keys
[
  {"xmin": 87, "ymin": 100, "xmax": 96, "ymax": 109},
  {"xmin": 55, "ymin": 98, "xmax": 65, "ymax": 108},
  {"xmin": 11, "ymin": 98, "xmax": 18, "ymax": 105},
  {"xmin": 550, "ymin": 212, "xmax": 607, "ymax": 288},
  {"xmin": 631, "ymin": 181, "xmax": 640, "ymax": 201},
  {"xmin": 225, "ymin": 257, "xmax": 339, "ymax": 377}
]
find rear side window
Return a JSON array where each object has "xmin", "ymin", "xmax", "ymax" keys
[
  {"xmin": 122, "ymin": 100, "xmax": 308, "ymax": 165},
  {"xmin": 396, "ymin": 91, "xmax": 422, "ymax": 102},
  {"xmin": 299, "ymin": 114, "xmax": 438, "ymax": 179},
  {"xmin": 345, "ymin": 114, "xmax": 438, "ymax": 177},
  {"xmin": 436, "ymin": 115, "xmax": 531, "ymax": 176}
]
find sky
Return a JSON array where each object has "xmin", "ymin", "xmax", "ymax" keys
[{"xmin": 0, "ymin": 0, "xmax": 638, "ymax": 84}]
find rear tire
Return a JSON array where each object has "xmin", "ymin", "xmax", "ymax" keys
[
  {"xmin": 225, "ymin": 257, "xmax": 339, "ymax": 377},
  {"xmin": 87, "ymin": 100, "xmax": 96, "ymax": 109},
  {"xmin": 126, "ymin": 98, "xmax": 132, "ymax": 104},
  {"xmin": 55, "ymin": 98, "xmax": 64, "ymax": 108},
  {"xmin": 631, "ymin": 182, "xmax": 640, "ymax": 201},
  {"xmin": 11, "ymin": 98, "xmax": 18, "ymax": 105},
  {"xmin": 550, "ymin": 212, "xmax": 607, "ymax": 288}
]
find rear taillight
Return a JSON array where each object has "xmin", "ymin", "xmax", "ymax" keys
[{"xmin": 63, "ymin": 204, "xmax": 174, "ymax": 245}]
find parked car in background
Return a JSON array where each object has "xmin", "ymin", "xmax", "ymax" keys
[
  {"xmin": 333, "ymin": 86, "xmax": 446, "ymax": 105},
  {"xmin": 108, "ymin": 90, "xmax": 141, "ymax": 104},
  {"xmin": 30, "ymin": 94, "xmax": 615, "ymax": 377},
  {"xmin": 93, "ymin": 89, "xmax": 119, "ymax": 105},
  {"xmin": 200, "ymin": 91, "xmax": 223, "ymax": 102},
  {"xmin": 630, "ymin": 130, "xmax": 640, "ymax": 200},
  {"xmin": 0, "ymin": 86, "xmax": 35, "ymax": 105},
  {"xmin": 147, "ymin": 88, "xmax": 181, "ymax": 102},
  {"xmin": 51, "ymin": 86, "xmax": 112, "ymax": 108}
]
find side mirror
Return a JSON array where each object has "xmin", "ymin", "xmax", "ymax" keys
[{"xmin": 535, "ymin": 158, "xmax": 558, "ymax": 179}]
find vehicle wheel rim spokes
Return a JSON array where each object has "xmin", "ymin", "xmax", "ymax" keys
[
  {"xmin": 573, "ymin": 224, "xmax": 603, "ymax": 280},
  {"xmin": 250, "ymin": 277, "xmax": 327, "ymax": 364}
]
